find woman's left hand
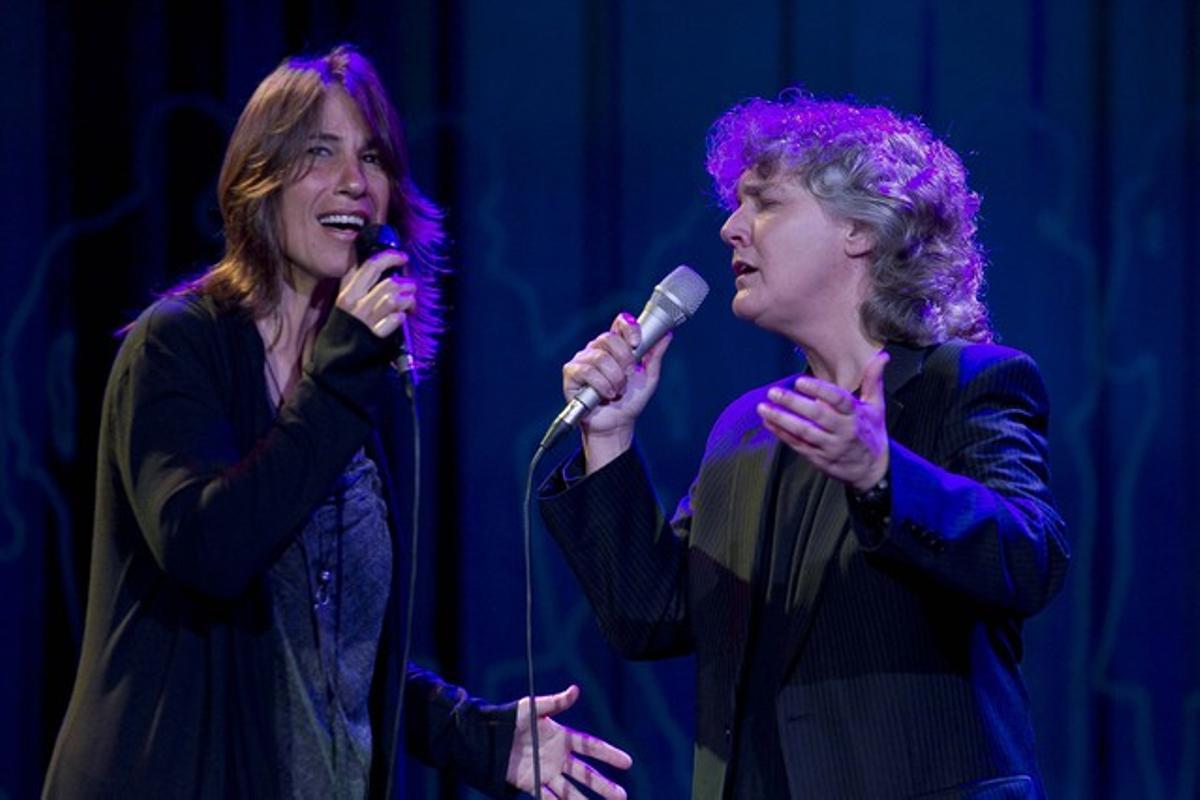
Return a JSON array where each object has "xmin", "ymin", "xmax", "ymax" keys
[
  {"xmin": 506, "ymin": 685, "xmax": 633, "ymax": 799},
  {"xmin": 756, "ymin": 350, "xmax": 891, "ymax": 492}
]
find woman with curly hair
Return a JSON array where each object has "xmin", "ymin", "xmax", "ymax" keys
[
  {"xmin": 44, "ymin": 45, "xmax": 630, "ymax": 800},
  {"xmin": 540, "ymin": 92, "xmax": 1069, "ymax": 798}
]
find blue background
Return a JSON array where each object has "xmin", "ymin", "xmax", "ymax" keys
[{"xmin": 2, "ymin": 1, "xmax": 1198, "ymax": 797}]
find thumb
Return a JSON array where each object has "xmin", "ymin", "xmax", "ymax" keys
[
  {"xmin": 641, "ymin": 332, "xmax": 674, "ymax": 382},
  {"xmin": 528, "ymin": 684, "xmax": 579, "ymax": 721},
  {"xmin": 860, "ymin": 350, "xmax": 889, "ymax": 406}
]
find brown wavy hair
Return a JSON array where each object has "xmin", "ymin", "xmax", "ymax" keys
[{"xmin": 177, "ymin": 44, "xmax": 446, "ymax": 368}]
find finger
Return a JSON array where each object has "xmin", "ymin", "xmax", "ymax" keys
[
  {"xmin": 365, "ymin": 281, "xmax": 417, "ymax": 319},
  {"xmin": 339, "ymin": 249, "xmax": 408, "ymax": 305},
  {"xmin": 565, "ymin": 757, "xmax": 628, "ymax": 800},
  {"xmin": 567, "ymin": 729, "xmax": 633, "ymax": 769},
  {"xmin": 766, "ymin": 387, "xmax": 837, "ymax": 434},
  {"xmin": 611, "ymin": 312, "xmax": 642, "ymax": 351},
  {"xmin": 559, "ymin": 785, "xmax": 589, "ymax": 800},
  {"xmin": 756, "ymin": 401, "xmax": 833, "ymax": 448},
  {"xmin": 860, "ymin": 350, "xmax": 890, "ymax": 405},
  {"xmin": 564, "ymin": 357, "xmax": 625, "ymax": 401},
  {"xmin": 761, "ymin": 417, "xmax": 828, "ymax": 466},
  {"xmin": 545, "ymin": 775, "xmax": 571, "ymax": 799},
  {"xmin": 760, "ymin": 414, "xmax": 810, "ymax": 451},
  {"xmin": 792, "ymin": 376, "xmax": 857, "ymax": 415},
  {"xmin": 370, "ymin": 310, "xmax": 406, "ymax": 339},
  {"xmin": 362, "ymin": 248, "xmax": 410, "ymax": 276},
  {"xmin": 369, "ymin": 248, "xmax": 410, "ymax": 276},
  {"xmin": 532, "ymin": 685, "xmax": 579, "ymax": 719},
  {"xmin": 592, "ymin": 329, "xmax": 638, "ymax": 371},
  {"xmin": 342, "ymin": 248, "xmax": 403, "ymax": 294}
]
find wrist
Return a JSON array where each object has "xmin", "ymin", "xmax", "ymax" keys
[
  {"xmin": 851, "ymin": 444, "xmax": 889, "ymax": 493},
  {"xmin": 849, "ymin": 470, "xmax": 892, "ymax": 531},
  {"xmin": 581, "ymin": 427, "xmax": 634, "ymax": 475}
]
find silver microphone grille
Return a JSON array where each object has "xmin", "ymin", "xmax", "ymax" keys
[{"xmin": 655, "ymin": 265, "xmax": 710, "ymax": 320}]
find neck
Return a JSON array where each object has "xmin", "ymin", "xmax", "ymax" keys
[
  {"xmin": 785, "ymin": 260, "xmax": 883, "ymax": 390},
  {"xmin": 262, "ymin": 271, "xmax": 336, "ymax": 357},
  {"xmin": 788, "ymin": 302, "xmax": 883, "ymax": 390},
  {"xmin": 801, "ymin": 332, "xmax": 885, "ymax": 390}
]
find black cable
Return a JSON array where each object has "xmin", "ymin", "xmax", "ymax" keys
[
  {"xmin": 523, "ymin": 444, "xmax": 549, "ymax": 795},
  {"xmin": 384, "ymin": 380, "xmax": 421, "ymax": 800}
]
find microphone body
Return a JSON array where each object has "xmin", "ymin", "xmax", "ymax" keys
[
  {"xmin": 540, "ymin": 265, "xmax": 709, "ymax": 450},
  {"xmin": 355, "ymin": 223, "xmax": 417, "ymax": 396}
]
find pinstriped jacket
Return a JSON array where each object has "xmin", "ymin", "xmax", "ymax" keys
[{"xmin": 540, "ymin": 340, "xmax": 1069, "ymax": 800}]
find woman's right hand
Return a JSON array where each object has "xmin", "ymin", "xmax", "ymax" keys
[
  {"xmin": 335, "ymin": 249, "xmax": 415, "ymax": 338},
  {"xmin": 563, "ymin": 313, "xmax": 671, "ymax": 470}
]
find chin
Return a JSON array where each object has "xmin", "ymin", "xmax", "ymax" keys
[{"xmin": 730, "ymin": 293, "xmax": 757, "ymax": 322}]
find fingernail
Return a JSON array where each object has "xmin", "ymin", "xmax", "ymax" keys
[{"xmin": 768, "ymin": 387, "xmax": 782, "ymax": 401}]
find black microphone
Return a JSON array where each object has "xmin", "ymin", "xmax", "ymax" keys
[
  {"xmin": 355, "ymin": 223, "xmax": 417, "ymax": 396},
  {"xmin": 539, "ymin": 265, "xmax": 709, "ymax": 450}
]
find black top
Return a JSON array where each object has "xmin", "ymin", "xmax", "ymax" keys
[
  {"xmin": 44, "ymin": 292, "xmax": 517, "ymax": 799},
  {"xmin": 730, "ymin": 446, "xmax": 820, "ymax": 797}
]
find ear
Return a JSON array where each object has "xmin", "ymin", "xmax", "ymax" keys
[{"xmin": 843, "ymin": 220, "xmax": 875, "ymax": 259}]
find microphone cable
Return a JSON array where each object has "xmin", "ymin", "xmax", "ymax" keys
[
  {"xmin": 521, "ymin": 443, "xmax": 550, "ymax": 794},
  {"xmin": 384, "ymin": 375, "xmax": 421, "ymax": 800}
]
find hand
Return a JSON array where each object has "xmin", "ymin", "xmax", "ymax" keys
[
  {"xmin": 506, "ymin": 685, "xmax": 633, "ymax": 799},
  {"xmin": 335, "ymin": 249, "xmax": 415, "ymax": 339},
  {"xmin": 756, "ymin": 350, "xmax": 890, "ymax": 492},
  {"xmin": 562, "ymin": 313, "xmax": 672, "ymax": 470}
]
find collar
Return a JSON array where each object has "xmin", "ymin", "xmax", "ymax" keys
[{"xmin": 882, "ymin": 340, "xmax": 927, "ymax": 397}]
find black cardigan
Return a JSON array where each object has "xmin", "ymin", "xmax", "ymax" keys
[{"xmin": 44, "ymin": 292, "xmax": 515, "ymax": 798}]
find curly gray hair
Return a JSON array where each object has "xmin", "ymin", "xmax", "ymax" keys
[{"xmin": 707, "ymin": 90, "xmax": 991, "ymax": 345}]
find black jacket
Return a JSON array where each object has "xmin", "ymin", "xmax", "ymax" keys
[
  {"xmin": 540, "ymin": 340, "xmax": 1069, "ymax": 799},
  {"xmin": 44, "ymin": 293, "xmax": 515, "ymax": 798}
]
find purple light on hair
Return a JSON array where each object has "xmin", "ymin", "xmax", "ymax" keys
[{"xmin": 705, "ymin": 89, "xmax": 992, "ymax": 345}]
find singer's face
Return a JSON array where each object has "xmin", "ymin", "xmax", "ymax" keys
[
  {"xmin": 277, "ymin": 88, "xmax": 390, "ymax": 294},
  {"xmin": 719, "ymin": 169, "xmax": 861, "ymax": 341}
]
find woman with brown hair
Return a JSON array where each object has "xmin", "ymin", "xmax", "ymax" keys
[{"xmin": 44, "ymin": 45, "xmax": 630, "ymax": 799}]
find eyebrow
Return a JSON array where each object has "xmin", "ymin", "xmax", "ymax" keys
[
  {"xmin": 736, "ymin": 180, "xmax": 771, "ymax": 202},
  {"xmin": 308, "ymin": 132, "xmax": 383, "ymax": 149}
]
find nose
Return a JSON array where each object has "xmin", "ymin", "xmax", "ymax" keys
[
  {"xmin": 336, "ymin": 155, "xmax": 367, "ymax": 198},
  {"xmin": 720, "ymin": 203, "xmax": 749, "ymax": 248}
]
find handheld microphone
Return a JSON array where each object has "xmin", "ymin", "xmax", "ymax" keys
[
  {"xmin": 355, "ymin": 223, "xmax": 417, "ymax": 396},
  {"xmin": 539, "ymin": 265, "xmax": 709, "ymax": 450}
]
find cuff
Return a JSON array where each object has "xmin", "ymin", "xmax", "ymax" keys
[{"xmin": 304, "ymin": 307, "xmax": 394, "ymax": 417}]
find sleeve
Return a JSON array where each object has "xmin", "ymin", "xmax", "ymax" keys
[
  {"xmin": 402, "ymin": 666, "xmax": 519, "ymax": 798},
  {"xmin": 538, "ymin": 445, "xmax": 694, "ymax": 659},
  {"xmin": 114, "ymin": 302, "xmax": 395, "ymax": 598},
  {"xmin": 848, "ymin": 350, "xmax": 1070, "ymax": 617}
]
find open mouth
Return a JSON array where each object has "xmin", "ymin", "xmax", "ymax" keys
[
  {"xmin": 317, "ymin": 212, "xmax": 368, "ymax": 233},
  {"xmin": 732, "ymin": 260, "xmax": 757, "ymax": 277}
]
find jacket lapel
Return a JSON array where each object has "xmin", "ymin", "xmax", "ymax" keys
[
  {"xmin": 777, "ymin": 342, "xmax": 927, "ymax": 681},
  {"xmin": 882, "ymin": 341, "xmax": 925, "ymax": 430},
  {"xmin": 722, "ymin": 389, "xmax": 786, "ymax": 696}
]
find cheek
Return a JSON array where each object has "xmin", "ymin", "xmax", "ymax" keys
[
  {"xmin": 368, "ymin": 171, "xmax": 391, "ymax": 205},
  {"xmin": 278, "ymin": 206, "xmax": 310, "ymax": 255}
]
